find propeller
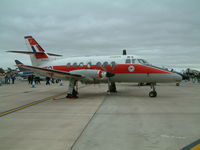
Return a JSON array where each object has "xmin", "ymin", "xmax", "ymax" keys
[{"xmin": 100, "ymin": 62, "xmax": 116, "ymax": 93}]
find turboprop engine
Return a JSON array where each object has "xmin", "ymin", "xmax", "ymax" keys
[{"xmin": 69, "ymin": 69, "xmax": 114, "ymax": 83}]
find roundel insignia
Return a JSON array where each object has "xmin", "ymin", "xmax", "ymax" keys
[{"xmin": 128, "ymin": 65, "xmax": 135, "ymax": 72}]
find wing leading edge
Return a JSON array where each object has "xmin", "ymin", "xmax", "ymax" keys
[{"xmin": 17, "ymin": 64, "xmax": 83, "ymax": 80}]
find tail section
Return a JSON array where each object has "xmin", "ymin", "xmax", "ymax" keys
[
  {"xmin": 24, "ymin": 36, "xmax": 49, "ymax": 59},
  {"xmin": 7, "ymin": 36, "xmax": 62, "ymax": 66}
]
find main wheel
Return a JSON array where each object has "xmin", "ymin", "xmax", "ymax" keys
[
  {"xmin": 149, "ymin": 91, "xmax": 157, "ymax": 97},
  {"xmin": 176, "ymin": 83, "xmax": 180, "ymax": 86}
]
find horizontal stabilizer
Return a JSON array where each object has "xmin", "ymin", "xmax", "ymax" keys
[{"xmin": 7, "ymin": 51, "xmax": 62, "ymax": 57}]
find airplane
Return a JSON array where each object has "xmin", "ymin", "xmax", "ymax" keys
[
  {"xmin": 15, "ymin": 60, "xmax": 34, "ymax": 77},
  {"xmin": 7, "ymin": 36, "xmax": 182, "ymax": 98}
]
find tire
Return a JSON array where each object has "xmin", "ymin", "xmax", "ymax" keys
[{"xmin": 149, "ymin": 91, "xmax": 157, "ymax": 97}]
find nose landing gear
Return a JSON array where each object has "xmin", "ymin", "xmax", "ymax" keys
[{"xmin": 149, "ymin": 83, "xmax": 157, "ymax": 97}]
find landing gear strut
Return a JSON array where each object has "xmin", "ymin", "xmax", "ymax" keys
[
  {"xmin": 110, "ymin": 82, "xmax": 117, "ymax": 93},
  {"xmin": 66, "ymin": 80, "xmax": 79, "ymax": 98},
  {"xmin": 107, "ymin": 82, "xmax": 117, "ymax": 94},
  {"xmin": 149, "ymin": 83, "xmax": 157, "ymax": 97}
]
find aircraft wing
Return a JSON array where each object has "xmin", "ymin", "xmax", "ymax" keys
[{"xmin": 17, "ymin": 64, "xmax": 83, "ymax": 80}]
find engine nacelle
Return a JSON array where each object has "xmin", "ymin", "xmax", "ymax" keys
[{"xmin": 69, "ymin": 69, "xmax": 107, "ymax": 82}]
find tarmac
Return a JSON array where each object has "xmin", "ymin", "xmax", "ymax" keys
[{"xmin": 0, "ymin": 80, "xmax": 199, "ymax": 150}]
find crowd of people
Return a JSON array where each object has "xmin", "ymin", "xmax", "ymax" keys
[
  {"xmin": 27, "ymin": 75, "xmax": 61, "ymax": 85},
  {"xmin": 0, "ymin": 73, "xmax": 62, "ymax": 86},
  {"xmin": 0, "ymin": 73, "xmax": 17, "ymax": 84}
]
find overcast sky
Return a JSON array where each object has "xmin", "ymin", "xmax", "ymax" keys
[{"xmin": 0, "ymin": 0, "xmax": 199, "ymax": 70}]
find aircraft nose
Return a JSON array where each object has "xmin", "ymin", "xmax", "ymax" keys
[{"xmin": 172, "ymin": 73, "xmax": 182, "ymax": 82}]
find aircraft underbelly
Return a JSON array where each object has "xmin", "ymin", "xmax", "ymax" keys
[{"xmin": 112, "ymin": 73, "xmax": 175, "ymax": 83}]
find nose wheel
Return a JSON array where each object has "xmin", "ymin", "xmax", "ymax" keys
[{"xmin": 149, "ymin": 83, "xmax": 157, "ymax": 97}]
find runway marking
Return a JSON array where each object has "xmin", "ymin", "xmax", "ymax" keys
[
  {"xmin": 0, "ymin": 85, "xmax": 88, "ymax": 117},
  {"xmin": 191, "ymin": 144, "xmax": 200, "ymax": 150},
  {"xmin": 0, "ymin": 92, "xmax": 66, "ymax": 117},
  {"xmin": 181, "ymin": 139, "xmax": 200, "ymax": 150},
  {"xmin": 0, "ymin": 85, "xmax": 87, "ymax": 117}
]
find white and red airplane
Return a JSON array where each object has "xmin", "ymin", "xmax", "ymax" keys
[{"xmin": 8, "ymin": 36, "xmax": 182, "ymax": 98}]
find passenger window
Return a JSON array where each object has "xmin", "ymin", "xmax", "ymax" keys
[
  {"xmin": 87, "ymin": 62, "xmax": 92, "ymax": 68},
  {"xmin": 66, "ymin": 63, "xmax": 71, "ymax": 68},
  {"xmin": 73, "ymin": 62, "xmax": 77, "ymax": 68},
  {"xmin": 103, "ymin": 62, "xmax": 108, "ymax": 68},
  {"xmin": 79, "ymin": 62, "xmax": 84, "ymax": 68},
  {"xmin": 125, "ymin": 59, "xmax": 131, "ymax": 64},
  {"xmin": 96, "ymin": 62, "xmax": 102, "ymax": 67},
  {"xmin": 111, "ymin": 61, "xmax": 116, "ymax": 69}
]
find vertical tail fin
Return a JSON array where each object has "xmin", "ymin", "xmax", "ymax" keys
[
  {"xmin": 24, "ymin": 36, "xmax": 49, "ymax": 59},
  {"xmin": 7, "ymin": 36, "xmax": 62, "ymax": 67},
  {"xmin": 24, "ymin": 36, "xmax": 49, "ymax": 66}
]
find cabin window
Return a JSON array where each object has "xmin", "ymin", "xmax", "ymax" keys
[
  {"xmin": 79, "ymin": 62, "xmax": 84, "ymax": 68},
  {"xmin": 87, "ymin": 62, "xmax": 92, "ymax": 68},
  {"xmin": 111, "ymin": 61, "xmax": 116, "ymax": 69},
  {"xmin": 66, "ymin": 63, "xmax": 71, "ymax": 68},
  {"xmin": 73, "ymin": 62, "xmax": 77, "ymax": 68},
  {"xmin": 103, "ymin": 62, "xmax": 108, "ymax": 68},
  {"xmin": 96, "ymin": 62, "xmax": 102, "ymax": 67},
  {"xmin": 125, "ymin": 59, "xmax": 131, "ymax": 64}
]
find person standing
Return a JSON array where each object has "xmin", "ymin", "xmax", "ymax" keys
[
  {"xmin": 5, "ymin": 74, "xmax": 8, "ymax": 84},
  {"xmin": 46, "ymin": 77, "xmax": 50, "ymax": 85},
  {"xmin": 11, "ymin": 74, "xmax": 16, "ymax": 84},
  {"xmin": 7, "ymin": 74, "xmax": 11, "ymax": 84},
  {"xmin": 30, "ymin": 75, "xmax": 34, "ymax": 84}
]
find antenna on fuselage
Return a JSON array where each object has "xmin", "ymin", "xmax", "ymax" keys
[{"xmin": 122, "ymin": 49, "xmax": 127, "ymax": 55}]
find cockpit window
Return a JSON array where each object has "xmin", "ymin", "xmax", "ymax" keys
[
  {"xmin": 132, "ymin": 59, "xmax": 136, "ymax": 64},
  {"xmin": 137, "ymin": 59, "xmax": 149, "ymax": 64},
  {"xmin": 125, "ymin": 59, "xmax": 131, "ymax": 64}
]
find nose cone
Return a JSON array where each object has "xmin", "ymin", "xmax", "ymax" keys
[{"xmin": 172, "ymin": 73, "xmax": 182, "ymax": 82}]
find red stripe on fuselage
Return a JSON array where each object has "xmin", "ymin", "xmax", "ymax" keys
[{"xmin": 52, "ymin": 64, "xmax": 171, "ymax": 74}]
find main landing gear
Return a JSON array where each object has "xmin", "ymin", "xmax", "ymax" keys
[
  {"xmin": 107, "ymin": 82, "xmax": 117, "ymax": 94},
  {"xmin": 66, "ymin": 80, "xmax": 79, "ymax": 98},
  {"xmin": 149, "ymin": 83, "xmax": 157, "ymax": 97}
]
